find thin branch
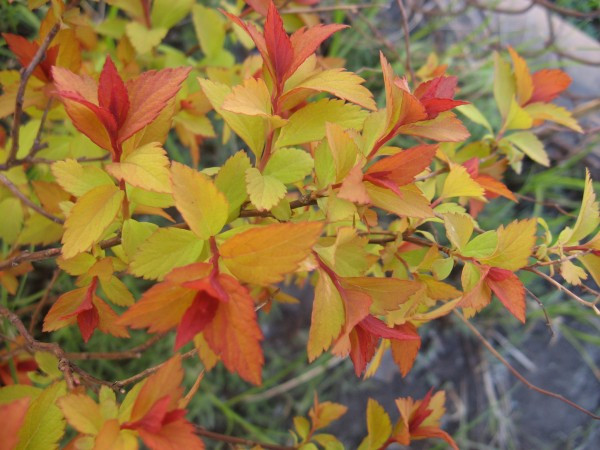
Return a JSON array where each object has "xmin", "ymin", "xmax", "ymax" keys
[
  {"xmin": 395, "ymin": 0, "xmax": 415, "ymax": 82},
  {"xmin": 7, "ymin": 23, "xmax": 60, "ymax": 165},
  {"xmin": 454, "ymin": 310, "xmax": 600, "ymax": 420},
  {"xmin": 66, "ymin": 334, "xmax": 164, "ymax": 360},
  {"xmin": 524, "ymin": 287, "xmax": 554, "ymax": 336},
  {"xmin": 280, "ymin": 3, "xmax": 389, "ymax": 14},
  {"xmin": 0, "ymin": 174, "xmax": 64, "ymax": 224},
  {"xmin": 195, "ymin": 427, "xmax": 294, "ymax": 450},
  {"xmin": 28, "ymin": 268, "xmax": 60, "ymax": 334}
]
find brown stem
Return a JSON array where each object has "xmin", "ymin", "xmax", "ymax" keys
[
  {"xmin": 66, "ymin": 334, "xmax": 164, "ymax": 360},
  {"xmin": 0, "ymin": 174, "xmax": 64, "ymax": 224},
  {"xmin": 395, "ymin": 0, "xmax": 415, "ymax": 83},
  {"xmin": 195, "ymin": 427, "xmax": 294, "ymax": 450},
  {"xmin": 454, "ymin": 310, "xmax": 600, "ymax": 420},
  {"xmin": 28, "ymin": 268, "xmax": 60, "ymax": 334},
  {"xmin": 7, "ymin": 23, "xmax": 60, "ymax": 165}
]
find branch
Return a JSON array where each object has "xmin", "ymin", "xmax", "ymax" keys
[
  {"xmin": 395, "ymin": 0, "xmax": 415, "ymax": 83},
  {"xmin": 7, "ymin": 23, "xmax": 60, "ymax": 165},
  {"xmin": 29, "ymin": 268, "xmax": 60, "ymax": 334},
  {"xmin": 454, "ymin": 310, "xmax": 600, "ymax": 420},
  {"xmin": 0, "ymin": 174, "xmax": 64, "ymax": 224},
  {"xmin": 195, "ymin": 427, "xmax": 294, "ymax": 450},
  {"xmin": 66, "ymin": 334, "xmax": 164, "ymax": 360}
]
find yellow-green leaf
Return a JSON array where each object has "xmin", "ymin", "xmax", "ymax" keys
[
  {"xmin": 215, "ymin": 151, "xmax": 252, "ymax": 219},
  {"xmin": 482, "ymin": 219, "xmax": 537, "ymax": 270},
  {"xmin": 171, "ymin": 161, "xmax": 228, "ymax": 239},
  {"xmin": 264, "ymin": 148, "xmax": 314, "ymax": 184},
  {"xmin": 61, "ymin": 184, "xmax": 123, "ymax": 259},
  {"xmin": 493, "ymin": 51, "xmax": 516, "ymax": 118},
  {"xmin": 245, "ymin": 167, "xmax": 287, "ymax": 211},
  {"xmin": 58, "ymin": 394, "xmax": 104, "ymax": 435},
  {"xmin": 504, "ymin": 131, "xmax": 549, "ymax": 166},
  {"xmin": 504, "ymin": 97, "xmax": 533, "ymax": 131},
  {"xmin": 444, "ymin": 213, "xmax": 474, "ymax": 250},
  {"xmin": 559, "ymin": 169, "xmax": 599, "ymax": 245},
  {"xmin": 51, "ymin": 159, "xmax": 114, "ymax": 197},
  {"xmin": 106, "ymin": 142, "xmax": 171, "ymax": 193},
  {"xmin": 441, "ymin": 165, "xmax": 485, "ymax": 199},
  {"xmin": 366, "ymin": 183, "xmax": 434, "ymax": 219},
  {"xmin": 524, "ymin": 102, "xmax": 582, "ymax": 133},
  {"xmin": 358, "ymin": 399, "xmax": 392, "ymax": 450}
]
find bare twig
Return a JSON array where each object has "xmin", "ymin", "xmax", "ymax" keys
[
  {"xmin": 454, "ymin": 310, "xmax": 600, "ymax": 420},
  {"xmin": 0, "ymin": 174, "xmax": 64, "ymax": 224},
  {"xmin": 66, "ymin": 334, "xmax": 164, "ymax": 360},
  {"xmin": 195, "ymin": 427, "xmax": 294, "ymax": 450},
  {"xmin": 7, "ymin": 23, "xmax": 60, "ymax": 165},
  {"xmin": 395, "ymin": 0, "xmax": 415, "ymax": 82},
  {"xmin": 524, "ymin": 287, "xmax": 554, "ymax": 335},
  {"xmin": 28, "ymin": 268, "xmax": 60, "ymax": 334}
]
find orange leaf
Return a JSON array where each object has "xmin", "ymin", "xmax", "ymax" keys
[
  {"xmin": 203, "ymin": 275, "xmax": 264, "ymax": 385},
  {"xmin": 485, "ymin": 267, "xmax": 526, "ymax": 323},
  {"xmin": 264, "ymin": 1, "xmax": 293, "ymax": 83},
  {"xmin": 365, "ymin": 144, "xmax": 437, "ymax": 189},
  {"xmin": 390, "ymin": 323, "xmax": 421, "ymax": 377},
  {"xmin": 530, "ymin": 69, "xmax": 571, "ymax": 104},
  {"xmin": 0, "ymin": 397, "xmax": 30, "ymax": 450}
]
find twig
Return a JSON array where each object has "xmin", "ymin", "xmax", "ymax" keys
[
  {"xmin": 524, "ymin": 287, "xmax": 554, "ymax": 335},
  {"xmin": 280, "ymin": 3, "xmax": 389, "ymax": 14},
  {"xmin": 7, "ymin": 23, "xmax": 60, "ymax": 165},
  {"xmin": 0, "ymin": 174, "xmax": 64, "ymax": 224},
  {"xmin": 195, "ymin": 427, "xmax": 294, "ymax": 450},
  {"xmin": 28, "ymin": 268, "xmax": 60, "ymax": 334},
  {"xmin": 526, "ymin": 267, "xmax": 600, "ymax": 314},
  {"xmin": 66, "ymin": 334, "xmax": 164, "ymax": 360},
  {"xmin": 395, "ymin": 0, "xmax": 415, "ymax": 82},
  {"xmin": 454, "ymin": 310, "xmax": 600, "ymax": 420}
]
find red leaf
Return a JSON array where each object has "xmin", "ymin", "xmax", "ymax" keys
[
  {"xmin": 174, "ymin": 291, "xmax": 219, "ymax": 350},
  {"xmin": 2, "ymin": 33, "xmax": 57, "ymax": 82},
  {"xmin": 420, "ymin": 98, "xmax": 468, "ymax": 120},
  {"xmin": 411, "ymin": 426, "xmax": 459, "ymax": 450},
  {"xmin": 61, "ymin": 278, "xmax": 99, "ymax": 343},
  {"xmin": 359, "ymin": 315, "xmax": 421, "ymax": 341},
  {"xmin": 264, "ymin": 1, "xmax": 294, "ymax": 83},
  {"xmin": 410, "ymin": 388, "xmax": 434, "ymax": 431},
  {"xmin": 98, "ymin": 57, "xmax": 130, "ymax": 128},
  {"xmin": 414, "ymin": 77, "xmax": 468, "ymax": 119},
  {"xmin": 475, "ymin": 174, "xmax": 517, "ymax": 202},
  {"xmin": 485, "ymin": 268, "xmax": 526, "ymax": 323},
  {"xmin": 118, "ymin": 66, "xmax": 191, "ymax": 144},
  {"xmin": 348, "ymin": 325, "xmax": 379, "ymax": 376},
  {"xmin": 123, "ymin": 395, "xmax": 171, "ymax": 433},
  {"xmin": 529, "ymin": 69, "xmax": 571, "ymax": 104},
  {"xmin": 288, "ymin": 23, "xmax": 348, "ymax": 80},
  {"xmin": 137, "ymin": 416, "xmax": 205, "ymax": 450},
  {"xmin": 365, "ymin": 145, "xmax": 438, "ymax": 188}
]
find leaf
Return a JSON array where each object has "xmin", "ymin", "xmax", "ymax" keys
[
  {"xmin": 276, "ymin": 99, "xmax": 367, "ymax": 148},
  {"xmin": 17, "ymin": 382, "xmax": 66, "ymax": 450},
  {"xmin": 493, "ymin": 51, "xmax": 516, "ymax": 118},
  {"xmin": 100, "ymin": 276, "xmax": 135, "ymax": 307},
  {"xmin": 365, "ymin": 144, "xmax": 437, "ymax": 187},
  {"xmin": 199, "ymin": 78, "xmax": 267, "ymax": 158},
  {"xmin": 358, "ymin": 399, "xmax": 392, "ymax": 450},
  {"xmin": 264, "ymin": 148, "xmax": 314, "ymax": 184},
  {"xmin": 58, "ymin": 394, "xmax": 104, "ymax": 435},
  {"xmin": 559, "ymin": 169, "xmax": 599, "ymax": 245},
  {"xmin": 264, "ymin": 1, "xmax": 294, "ymax": 82},
  {"xmin": 245, "ymin": 167, "xmax": 287, "ymax": 211},
  {"xmin": 455, "ymin": 103, "xmax": 492, "ymax": 132},
  {"xmin": 461, "ymin": 231, "xmax": 498, "ymax": 258},
  {"xmin": 441, "ymin": 165, "xmax": 484, "ymax": 199},
  {"xmin": 171, "ymin": 162, "xmax": 229, "ymax": 240},
  {"xmin": 192, "ymin": 4, "xmax": 226, "ymax": 59},
  {"xmin": 118, "ymin": 66, "xmax": 191, "ymax": 143},
  {"xmin": 398, "ymin": 112, "xmax": 469, "ymax": 142},
  {"xmin": 220, "ymin": 222, "xmax": 323, "ymax": 285},
  {"xmin": 503, "ymin": 131, "xmax": 548, "ymax": 166},
  {"xmin": 338, "ymin": 165, "xmax": 370, "ymax": 205},
  {"xmin": 307, "ymin": 269, "xmax": 346, "ymax": 361},
  {"xmin": 129, "ymin": 228, "xmax": 204, "ymax": 281},
  {"xmin": 530, "ymin": 69, "xmax": 572, "ymax": 103},
  {"xmin": 524, "ymin": 102, "xmax": 582, "ymax": 132},
  {"xmin": 342, "ymin": 277, "xmax": 421, "ymax": 315},
  {"xmin": 215, "ymin": 151, "xmax": 252, "ymax": 218},
  {"xmin": 507, "ymin": 47, "xmax": 533, "ymax": 105},
  {"xmin": 444, "ymin": 213, "xmax": 474, "ymax": 250},
  {"xmin": 0, "ymin": 398, "xmax": 30, "ymax": 450},
  {"xmin": 326, "ymin": 122, "xmax": 360, "ymax": 181},
  {"xmin": 486, "ymin": 268, "xmax": 526, "ymax": 323},
  {"xmin": 504, "ymin": 97, "xmax": 533, "ymax": 131},
  {"xmin": 106, "ymin": 142, "xmax": 171, "ymax": 193},
  {"xmin": 482, "ymin": 219, "xmax": 537, "ymax": 271},
  {"xmin": 125, "ymin": 22, "xmax": 167, "ymax": 55},
  {"xmin": 52, "ymin": 159, "xmax": 114, "ymax": 197},
  {"xmin": 390, "ymin": 323, "xmax": 421, "ymax": 376},
  {"xmin": 203, "ymin": 275, "xmax": 264, "ymax": 385},
  {"xmin": 366, "ymin": 183, "xmax": 434, "ymax": 219},
  {"xmin": 287, "ymin": 69, "xmax": 376, "ymax": 111},
  {"xmin": 121, "ymin": 219, "xmax": 159, "ymax": 262},
  {"xmin": 560, "ymin": 259, "xmax": 587, "ymax": 286},
  {"xmin": 221, "ymin": 77, "xmax": 283, "ymax": 125},
  {"xmin": 151, "ymin": 0, "xmax": 193, "ymax": 29},
  {"xmin": 309, "ymin": 400, "xmax": 348, "ymax": 429},
  {"xmin": 61, "ymin": 184, "xmax": 123, "ymax": 259}
]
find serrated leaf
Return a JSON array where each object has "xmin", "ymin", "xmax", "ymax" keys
[
  {"xmin": 456, "ymin": 103, "xmax": 492, "ymax": 132},
  {"xmin": 61, "ymin": 184, "xmax": 123, "ymax": 259},
  {"xmin": 129, "ymin": 228, "xmax": 204, "ymax": 280},
  {"xmin": 220, "ymin": 222, "xmax": 323, "ymax": 285},
  {"xmin": 358, "ymin": 399, "xmax": 392, "ymax": 450},
  {"xmin": 326, "ymin": 122, "xmax": 359, "ymax": 182},
  {"xmin": 444, "ymin": 213, "xmax": 474, "ymax": 250},
  {"xmin": 245, "ymin": 167, "xmax": 287, "ymax": 211},
  {"xmin": 106, "ymin": 142, "xmax": 171, "ymax": 193},
  {"xmin": 559, "ymin": 169, "xmax": 599, "ymax": 245},
  {"xmin": 482, "ymin": 219, "xmax": 537, "ymax": 270},
  {"xmin": 504, "ymin": 97, "xmax": 533, "ymax": 131},
  {"xmin": 441, "ymin": 165, "xmax": 484, "ymax": 199},
  {"xmin": 461, "ymin": 231, "xmax": 498, "ymax": 258},
  {"xmin": 171, "ymin": 162, "xmax": 229, "ymax": 240},
  {"xmin": 276, "ymin": 99, "xmax": 367, "ymax": 148},
  {"xmin": 503, "ymin": 131, "xmax": 548, "ymax": 166},
  {"xmin": 493, "ymin": 52, "xmax": 515, "ymax": 118},
  {"xmin": 524, "ymin": 102, "xmax": 582, "ymax": 132},
  {"xmin": 121, "ymin": 219, "xmax": 159, "ymax": 262},
  {"xmin": 264, "ymin": 148, "xmax": 314, "ymax": 184},
  {"xmin": 125, "ymin": 22, "xmax": 167, "ymax": 55},
  {"xmin": 215, "ymin": 151, "xmax": 251, "ymax": 219},
  {"xmin": 58, "ymin": 394, "xmax": 104, "ymax": 435},
  {"xmin": 366, "ymin": 183, "xmax": 434, "ymax": 219},
  {"xmin": 307, "ymin": 269, "xmax": 345, "ymax": 361},
  {"xmin": 51, "ymin": 159, "xmax": 114, "ymax": 197}
]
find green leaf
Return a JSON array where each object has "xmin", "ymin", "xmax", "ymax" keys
[
  {"xmin": 129, "ymin": 228, "xmax": 204, "ymax": 280},
  {"xmin": 17, "ymin": 382, "xmax": 66, "ymax": 450},
  {"xmin": 358, "ymin": 399, "xmax": 392, "ymax": 450},
  {"xmin": 461, "ymin": 231, "xmax": 498, "ymax": 258},
  {"xmin": 34, "ymin": 352, "xmax": 62, "ymax": 380},
  {"xmin": 264, "ymin": 148, "xmax": 314, "ymax": 184},
  {"xmin": 493, "ymin": 52, "xmax": 515, "ymax": 118},
  {"xmin": 192, "ymin": 4, "xmax": 226, "ymax": 58},
  {"xmin": 121, "ymin": 219, "xmax": 159, "ymax": 262},
  {"xmin": 245, "ymin": 168, "xmax": 287, "ymax": 211},
  {"xmin": 559, "ymin": 169, "xmax": 599, "ymax": 245},
  {"xmin": 0, "ymin": 197, "xmax": 24, "ymax": 244},
  {"xmin": 151, "ymin": 0, "xmax": 193, "ymax": 30},
  {"xmin": 293, "ymin": 416, "xmax": 311, "ymax": 440},
  {"xmin": 0, "ymin": 385, "xmax": 41, "ymax": 405},
  {"xmin": 276, "ymin": 99, "xmax": 367, "ymax": 148},
  {"xmin": 456, "ymin": 104, "xmax": 493, "ymax": 132},
  {"xmin": 215, "ymin": 151, "xmax": 252, "ymax": 219},
  {"xmin": 503, "ymin": 131, "xmax": 549, "ymax": 166},
  {"xmin": 51, "ymin": 159, "xmax": 114, "ymax": 198}
]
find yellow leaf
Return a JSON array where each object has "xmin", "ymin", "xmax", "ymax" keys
[
  {"xmin": 507, "ymin": 47, "xmax": 533, "ymax": 105},
  {"xmin": 559, "ymin": 169, "xmax": 599, "ymax": 245},
  {"xmin": 366, "ymin": 183, "xmax": 434, "ymax": 218},
  {"xmin": 482, "ymin": 219, "xmax": 537, "ymax": 271},
  {"xmin": 61, "ymin": 184, "xmax": 123, "ymax": 259},
  {"xmin": 220, "ymin": 222, "xmax": 323, "ymax": 285},
  {"xmin": 358, "ymin": 399, "xmax": 392, "ymax": 450},
  {"xmin": 125, "ymin": 22, "xmax": 166, "ymax": 55},
  {"xmin": 443, "ymin": 213, "xmax": 474, "ymax": 250},
  {"xmin": 504, "ymin": 131, "xmax": 549, "ymax": 166},
  {"xmin": 129, "ymin": 228, "xmax": 204, "ymax": 281},
  {"xmin": 288, "ymin": 68, "xmax": 376, "ymax": 111},
  {"xmin": 441, "ymin": 165, "xmax": 484, "ymax": 199},
  {"xmin": 504, "ymin": 97, "xmax": 533, "ymax": 131},
  {"xmin": 171, "ymin": 162, "xmax": 229, "ymax": 239},
  {"xmin": 245, "ymin": 167, "xmax": 286, "ymax": 211},
  {"xmin": 199, "ymin": 78, "xmax": 266, "ymax": 158},
  {"xmin": 524, "ymin": 102, "xmax": 582, "ymax": 133},
  {"xmin": 326, "ymin": 122, "xmax": 360, "ymax": 182},
  {"xmin": 560, "ymin": 260, "xmax": 587, "ymax": 286},
  {"xmin": 58, "ymin": 394, "xmax": 103, "ymax": 436},
  {"xmin": 276, "ymin": 99, "xmax": 367, "ymax": 148},
  {"xmin": 493, "ymin": 51, "xmax": 516, "ymax": 118},
  {"xmin": 221, "ymin": 77, "xmax": 285, "ymax": 127},
  {"xmin": 51, "ymin": 159, "xmax": 114, "ymax": 197},
  {"xmin": 307, "ymin": 269, "xmax": 346, "ymax": 361},
  {"xmin": 106, "ymin": 142, "xmax": 171, "ymax": 193}
]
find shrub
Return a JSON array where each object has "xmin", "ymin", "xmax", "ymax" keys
[{"xmin": 0, "ymin": 1, "xmax": 598, "ymax": 449}]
